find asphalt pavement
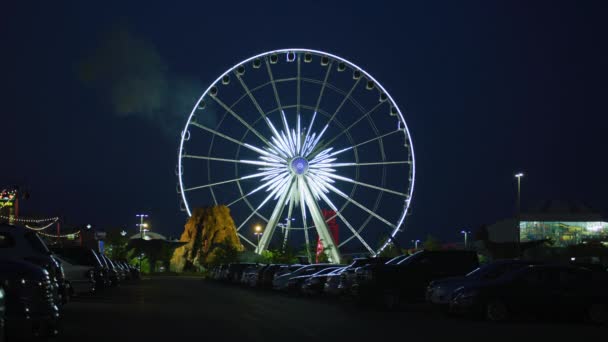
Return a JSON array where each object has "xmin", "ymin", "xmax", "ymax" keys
[{"xmin": 58, "ymin": 277, "xmax": 605, "ymax": 341}]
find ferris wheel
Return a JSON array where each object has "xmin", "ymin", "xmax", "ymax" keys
[{"xmin": 177, "ymin": 49, "xmax": 415, "ymax": 263}]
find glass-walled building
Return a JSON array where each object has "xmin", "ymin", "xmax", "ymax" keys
[{"xmin": 520, "ymin": 221, "xmax": 608, "ymax": 247}]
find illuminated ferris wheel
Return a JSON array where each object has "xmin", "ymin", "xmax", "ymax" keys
[{"xmin": 177, "ymin": 49, "xmax": 415, "ymax": 263}]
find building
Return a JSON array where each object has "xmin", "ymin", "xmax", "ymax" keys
[
  {"xmin": 487, "ymin": 200, "xmax": 607, "ymax": 246},
  {"xmin": 483, "ymin": 200, "xmax": 608, "ymax": 264}
]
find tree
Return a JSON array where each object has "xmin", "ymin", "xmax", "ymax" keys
[
  {"xmin": 171, "ymin": 205, "xmax": 243, "ymax": 272},
  {"xmin": 104, "ymin": 228, "xmax": 130, "ymax": 259}
]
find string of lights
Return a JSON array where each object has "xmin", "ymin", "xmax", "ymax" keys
[
  {"xmin": 25, "ymin": 221, "xmax": 58, "ymax": 231},
  {"xmin": 37, "ymin": 230, "xmax": 80, "ymax": 238},
  {"xmin": 0, "ymin": 215, "xmax": 59, "ymax": 224}
]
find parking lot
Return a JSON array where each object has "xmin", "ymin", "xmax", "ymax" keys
[{"xmin": 59, "ymin": 277, "xmax": 605, "ymax": 341}]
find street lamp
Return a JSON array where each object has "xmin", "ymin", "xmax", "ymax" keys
[
  {"xmin": 461, "ymin": 230, "xmax": 471, "ymax": 249},
  {"xmin": 515, "ymin": 172, "xmax": 524, "ymax": 215},
  {"xmin": 254, "ymin": 225, "xmax": 263, "ymax": 246},
  {"xmin": 514, "ymin": 172, "xmax": 524, "ymax": 255},
  {"xmin": 411, "ymin": 239, "xmax": 420, "ymax": 249},
  {"xmin": 86, "ymin": 224, "xmax": 92, "ymax": 230},
  {"xmin": 279, "ymin": 217, "xmax": 296, "ymax": 250},
  {"xmin": 136, "ymin": 214, "xmax": 149, "ymax": 273},
  {"xmin": 120, "ymin": 230, "xmax": 127, "ymax": 237}
]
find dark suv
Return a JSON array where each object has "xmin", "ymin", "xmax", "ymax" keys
[
  {"xmin": 0, "ymin": 259, "xmax": 60, "ymax": 338},
  {"xmin": 0, "ymin": 225, "xmax": 67, "ymax": 306},
  {"xmin": 353, "ymin": 250, "xmax": 479, "ymax": 309}
]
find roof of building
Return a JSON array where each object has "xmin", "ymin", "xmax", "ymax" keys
[{"xmin": 521, "ymin": 200, "xmax": 604, "ymax": 221}]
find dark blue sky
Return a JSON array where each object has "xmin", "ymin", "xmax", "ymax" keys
[{"xmin": 2, "ymin": 1, "xmax": 607, "ymax": 247}]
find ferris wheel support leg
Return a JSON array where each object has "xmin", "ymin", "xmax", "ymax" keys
[
  {"xmin": 256, "ymin": 178, "xmax": 295, "ymax": 254},
  {"xmin": 302, "ymin": 179, "xmax": 342, "ymax": 264}
]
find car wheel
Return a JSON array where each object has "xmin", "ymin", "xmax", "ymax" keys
[
  {"xmin": 485, "ymin": 299, "xmax": 508, "ymax": 322},
  {"xmin": 587, "ymin": 304, "xmax": 608, "ymax": 325}
]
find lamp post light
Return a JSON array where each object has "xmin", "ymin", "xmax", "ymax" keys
[
  {"xmin": 120, "ymin": 230, "xmax": 127, "ymax": 237},
  {"xmin": 412, "ymin": 239, "xmax": 420, "ymax": 250},
  {"xmin": 86, "ymin": 224, "xmax": 92, "ymax": 230},
  {"xmin": 254, "ymin": 225, "xmax": 263, "ymax": 246},
  {"xmin": 461, "ymin": 230, "xmax": 471, "ymax": 249}
]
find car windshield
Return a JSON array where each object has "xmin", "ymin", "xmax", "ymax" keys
[
  {"xmin": 395, "ymin": 251, "xmax": 423, "ymax": 265},
  {"xmin": 24, "ymin": 231, "xmax": 51, "ymax": 254},
  {"xmin": 313, "ymin": 267, "xmax": 338, "ymax": 276}
]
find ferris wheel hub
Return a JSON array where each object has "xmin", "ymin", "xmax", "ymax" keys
[{"xmin": 290, "ymin": 156, "xmax": 309, "ymax": 175}]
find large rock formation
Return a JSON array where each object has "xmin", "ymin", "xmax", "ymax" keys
[{"xmin": 170, "ymin": 205, "xmax": 243, "ymax": 272}]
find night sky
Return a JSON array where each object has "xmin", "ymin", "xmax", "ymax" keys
[{"xmin": 2, "ymin": 1, "xmax": 607, "ymax": 248}]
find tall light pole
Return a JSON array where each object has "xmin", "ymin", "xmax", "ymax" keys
[
  {"xmin": 461, "ymin": 230, "xmax": 471, "ymax": 249},
  {"xmin": 411, "ymin": 239, "xmax": 420, "ymax": 250},
  {"xmin": 514, "ymin": 173, "xmax": 524, "ymax": 255},
  {"xmin": 515, "ymin": 173, "xmax": 524, "ymax": 215},
  {"xmin": 254, "ymin": 225, "xmax": 262, "ymax": 247},
  {"xmin": 136, "ymin": 214, "xmax": 149, "ymax": 272}
]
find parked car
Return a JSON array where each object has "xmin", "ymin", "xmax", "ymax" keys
[
  {"xmin": 337, "ymin": 257, "xmax": 390, "ymax": 297},
  {"xmin": 247, "ymin": 264, "xmax": 271, "ymax": 287},
  {"xmin": 0, "ymin": 225, "xmax": 66, "ymax": 306},
  {"xmin": 98, "ymin": 254, "xmax": 121, "ymax": 286},
  {"xmin": 51, "ymin": 247, "xmax": 109, "ymax": 290},
  {"xmin": 53, "ymin": 255, "xmax": 96, "ymax": 295},
  {"xmin": 260, "ymin": 264, "xmax": 287, "ymax": 288},
  {"xmin": 302, "ymin": 267, "xmax": 345, "ymax": 295},
  {"xmin": 353, "ymin": 250, "xmax": 479, "ymax": 309},
  {"xmin": 426, "ymin": 259, "xmax": 541, "ymax": 307},
  {"xmin": 0, "ymin": 259, "xmax": 60, "ymax": 339},
  {"xmin": 323, "ymin": 267, "xmax": 349, "ymax": 296},
  {"xmin": 240, "ymin": 264, "xmax": 260, "ymax": 285},
  {"xmin": 273, "ymin": 264, "xmax": 333, "ymax": 291},
  {"xmin": 226, "ymin": 263, "xmax": 257, "ymax": 283},
  {"xmin": 450, "ymin": 264, "xmax": 608, "ymax": 324},
  {"xmin": 287, "ymin": 266, "xmax": 342, "ymax": 294}
]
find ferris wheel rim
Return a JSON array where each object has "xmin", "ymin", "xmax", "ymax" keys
[{"xmin": 177, "ymin": 48, "xmax": 416, "ymax": 255}]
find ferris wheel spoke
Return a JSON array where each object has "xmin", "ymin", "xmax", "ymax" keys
[
  {"xmin": 210, "ymin": 95, "xmax": 273, "ymax": 149},
  {"xmin": 265, "ymin": 58, "xmax": 292, "ymax": 136},
  {"xmin": 310, "ymin": 101, "xmax": 384, "ymax": 160},
  {"xmin": 184, "ymin": 171, "xmax": 281, "ymax": 192},
  {"xmin": 325, "ymin": 129, "xmax": 402, "ymax": 159},
  {"xmin": 314, "ymin": 61, "xmax": 334, "ymax": 113},
  {"xmin": 314, "ymin": 189, "xmax": 376, "ymax": 256},
  {"xmin": 321, "ymin": 194, "xmax": 376, "ymax": 256},
  {"xmin": 183, "ymin": 154, "xmax": 283, "ymax": 167},
  {"xmin": 236, "ymin": 175, "xmax": 292, "ymax": 232},
  {"xmin": 297, "ymin": 53, "xmax": 301, "ymax": 115},
  {"xmin": 190, "ymin": 121, "xmax": 281, "ymax": 160},
  {"xmin": 308, "ymin": 173, "xmax": 397, "ymax": 230},
  {"xmin": 233, "ymin": 72, "xmax": 273, "ymax": 129},
  {"xmin": 314, "ymin": 170, "xmax": 408, "ymax": 197},
  {"xmin": 228, "ymin": 172, "xmax": 289, "ymax": 207},
  {"xmin": 238, "ymin": 233, "xmax": 257, "ymax": 248},
  {"xmin": 311, "ymin": 160, "xmax": 411, "ymax": 168}
]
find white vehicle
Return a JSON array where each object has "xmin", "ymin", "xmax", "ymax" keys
[{"xmin": 54, "ymin": 256, "xmax": 95, "ymax": 295}]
